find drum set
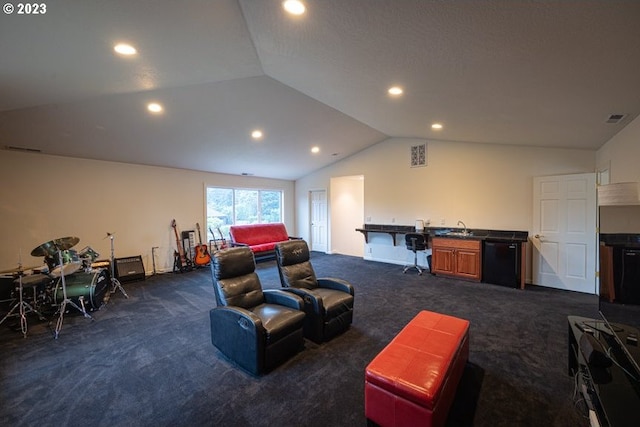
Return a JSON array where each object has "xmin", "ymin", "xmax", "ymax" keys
[{"xmin": 0, "ymin": 235, "xmax": 121, "ymax": 339}]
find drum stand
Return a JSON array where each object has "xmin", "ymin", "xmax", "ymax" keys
[
  {"xmin": 107, "ymin": 233, "xmax": 128, "ymax": 298},
  {"xmin": 0, "ymin": 265, "xmax": 45, "ymax": 338},
  {"xmin": 53, "ymin": 250, "xmax": 92, "ymax": 339}
]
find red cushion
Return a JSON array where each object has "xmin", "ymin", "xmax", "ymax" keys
[
  {"xmin": 229, "ymin": 223, "xmax": 289, "ymax": 247},
  {"xmin": 250, "ymin": 242, "xmax": 277, "ymax": 253}
]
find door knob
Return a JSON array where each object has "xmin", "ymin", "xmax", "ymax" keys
[{"xmin": 534, "ymin": 234, "xmax": 545, "ymax": 241}]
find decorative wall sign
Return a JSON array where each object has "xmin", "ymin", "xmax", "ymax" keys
[{"xmin": 410, "ymin": 143, "xmax": 427, "ymax": 167}]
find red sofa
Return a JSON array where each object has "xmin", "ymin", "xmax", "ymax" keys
[
  {"xmin": 228, "ymin": 223, "xmax": 299, "ymax": 261},
  {"xmin": 365, "ymin": 310, "xmax": 470, "ymax": 427}
]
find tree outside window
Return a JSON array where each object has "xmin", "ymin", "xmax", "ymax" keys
[{"xmin": 206, "ymin": 187, "xmax": 283, "ymax": 241}]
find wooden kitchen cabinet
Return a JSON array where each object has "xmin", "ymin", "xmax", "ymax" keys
[{"xmin": 431, "ymin": 237, "xmax": 482, "ymax": 281}]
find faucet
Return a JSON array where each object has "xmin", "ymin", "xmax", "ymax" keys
[{"xmin": 457, "ymin": 220, "xmax": 467, "ymax": 235}]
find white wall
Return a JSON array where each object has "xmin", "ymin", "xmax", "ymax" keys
[
  {"xmin": 596, "ymin": 114, "xmax": 640, "ymax": 233},
  {"xmin": 296, "ymin": 137, "xmax": 595, "ymax": 268},
  {"xmin": 3, "ymin": 132, "xmax": 609, "ymax": 274},
  {"xmin": 0, "ymin": 151, "xmax": 295, "ymax": 273},
  {"xmin": 596, "ymin": 115, "xmax": 640, "ymax": 184}
]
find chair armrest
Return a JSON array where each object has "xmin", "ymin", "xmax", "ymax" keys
[
  {"xmin": 263, "ymin": 289, "xmax": 304, "ymax": 310},
  {"xmin": 281, "ymin": 288, "xmax": 323, "ymax": 313},
  {"xmin": 317, "ymin": 278, "xmax": 354, "ymax": 296},
  {"xmin": 230, "ymin": 242, "xmax": 249, "ymax": 248},
  {"xmin": 209, "ymin": 306, "xmax": 265, "ymax": 375},
  {"xmin": 210, "ymin": 306, "xmax": 263, "ymax": 334},
  {"xmin": 287, "ymin": 236, "xmax": 303, "ymax": 240}
]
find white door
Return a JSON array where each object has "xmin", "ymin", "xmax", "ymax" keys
[
  {"xmin": 310, "ymin": 190, "xmax": 328, "ymax": 253},
  {"xmin": 532, "ymin": 173, "xmax": 597, "ymax": 293}
]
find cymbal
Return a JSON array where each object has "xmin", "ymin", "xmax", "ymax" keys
[
  {"xmin": 30, "ymin": 236, "xmax": 80, "ymax": 257},
  {"xmin": 0, "ymin": 265, "xmax": 41, "ymax": 275}
]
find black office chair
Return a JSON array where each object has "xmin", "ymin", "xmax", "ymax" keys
[
  {"xmin": 403, "ymin": 233, "xmax": 427, "ymax": 275},
  {"xmin": 209, "ymin": 247, "xmax": 306, "ymax": 375}
]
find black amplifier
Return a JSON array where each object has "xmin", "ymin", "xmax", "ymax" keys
[{"xmin": 114, "ymin": 256, "xmax": 146, "ymax": 283}]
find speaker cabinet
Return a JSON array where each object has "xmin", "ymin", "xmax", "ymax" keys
[{"xmin": 115, "ymin": 256, "xmax": 145, "ymax": 283}]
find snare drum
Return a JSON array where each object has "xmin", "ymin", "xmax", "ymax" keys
[
  {"xmin": 45, "ymin": 250, "xmax": 82, "ymax": 278},
  {"xmin": 53, "ymin": 269, "xmax": 109, "ymax": 311}
]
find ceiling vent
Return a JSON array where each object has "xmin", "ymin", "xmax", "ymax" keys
[
  {"xmin": 605, "ymin": 114, "xmax": 626, "ymax": 124},
  {"xmin": 3, "ymin": 145, "xmax": 42, "ymax": 153}
]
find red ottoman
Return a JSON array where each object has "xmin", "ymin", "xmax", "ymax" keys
[{"xmin": 365, "ymin": 310, "xmax": 470, "ymax": 427}]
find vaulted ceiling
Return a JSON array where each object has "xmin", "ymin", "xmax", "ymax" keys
[{"xmin": 1, "ymin": 0, "xmax": 639, "ymax": 180}]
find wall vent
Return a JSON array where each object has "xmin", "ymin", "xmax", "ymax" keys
[
  {"xmin": 410, "ymin": 143, "xmax": 427, "ymax": 168},
  {"xmin": 605, "ymin": 114, "xmax": 626, "ymax": 124}
]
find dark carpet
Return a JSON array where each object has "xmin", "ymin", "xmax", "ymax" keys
[{"xmin": 0, "ymin": 252, "xmax": 595, "ymax": 426}]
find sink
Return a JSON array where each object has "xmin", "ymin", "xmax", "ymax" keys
[{"xmin": 446, "ymin": 231, "xmax": 473, "ymax": 237}]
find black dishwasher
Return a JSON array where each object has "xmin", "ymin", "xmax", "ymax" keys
[{"xmin": 482, "ymin": 240, "xmax": 520, "ymax": 288}]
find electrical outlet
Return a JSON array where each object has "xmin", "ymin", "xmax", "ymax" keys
[
  {"xmin": 365, "ymin": 216, "xmax": 371, "ymax": 222},
  {"xmin": 440, "ymin": 218, "xmax": 445, "ymax": 225},
  {"xmin": 368, "ymin": 247, "xmax": 372, "ymax": 253},
  {"xmin": 425, "ymin": 218, "xmax": 431, "ymax": 225},
  {"xmin": 391, "ymin": 218, "xmax": 396, "ymax": 223}
]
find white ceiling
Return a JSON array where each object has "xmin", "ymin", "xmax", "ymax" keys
[{"xmin": 1, "ymin": 0, "xmax": 639, "ymax": 180}]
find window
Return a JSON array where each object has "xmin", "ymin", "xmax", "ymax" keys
[{"xmin": 206, "ymin": 187, "xmax": 283, "ymax": 240}]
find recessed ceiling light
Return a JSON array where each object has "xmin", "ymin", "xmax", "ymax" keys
[
  {"xmin": 251, "ymin": 130, "xmax": 263, "ymax": 140},
  {"xmin": 113, "ymin": 43, "xmax": 137, "ymax": 56},
  {"xmin": 311, "ymin": 146, "xmax": 320, "ymax": 154},
  {"xmin": 283, "ymin": 0, "xmax": 305, "ymax": 15},
  {"xmin": 431, "ymin": 123, "xmax": 443, "ymax": 130},
  {"xmin": 388, "ymin": 86, "xmax": 403, "ymax": 96},
  {"xmin": 147, "ymin": 102, "xmax": 163, "ymax": 113}
]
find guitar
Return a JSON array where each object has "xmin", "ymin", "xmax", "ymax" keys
[
  {"xmin": 171, "ymin": 219, "xmax": 191, "ymax": 271},
  {"xmin": 194, "ymin": 223, "xmax": 211, "ymax": 266}
]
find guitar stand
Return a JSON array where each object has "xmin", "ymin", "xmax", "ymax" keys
[
  {"xmin": 171, "ymin": 220, "xmax": 193, "ymax": 273},
  {"xmin": 173, "ymin": 254, "xmax": 180, "ymax": 273},
  {"xmin": 172, "ymin": 253, "xmax": 192, "ymax": 273}
]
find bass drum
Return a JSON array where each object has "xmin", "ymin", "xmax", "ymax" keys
[{"xmin": 54, "ymin": 269, "xmax": 109, "ymax": 311}]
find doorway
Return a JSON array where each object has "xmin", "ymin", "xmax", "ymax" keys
[
  {"xmin": 310, "ymin": 190, "xmax": 328, "ymax": 253},
  {"xmin": 329, "ymin": 175, "xmax": 364, "ymax": 257},
  {"xmin": 531, "ymin": 173, "xmax": 597, "ymax": 294}
]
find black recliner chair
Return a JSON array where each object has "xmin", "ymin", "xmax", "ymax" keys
[
  {"xmin": 274, "ymin": 240, "xmax": 354, "ymax": 344},
  {"xmin": 403, "ymin": 232, "xmax": 427, "ymax": 275},
  {"xmin": 209, "ymin": 247, "xmax": 306, "ymax": 376}
]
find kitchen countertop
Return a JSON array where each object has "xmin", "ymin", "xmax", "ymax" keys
[
  {"xmin": 431, "ymin": 228, "xmax": 528, "ymax": 242},
  {"xmin": 600, "ymin": 233, "xmax": 640, "ymax": 248},
  {"xmin": 356, "ymin": 224, "xmax": 528, "ymax": 243}
]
